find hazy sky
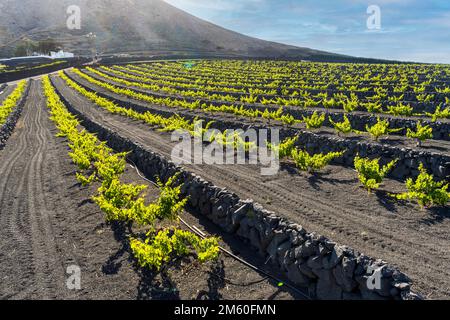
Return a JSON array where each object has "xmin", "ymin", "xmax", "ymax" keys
[{"xmin": 164, "ymin": 0, "xmax": 450, "ymax": 64}]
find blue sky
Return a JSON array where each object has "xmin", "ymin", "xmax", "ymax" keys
[{"xmin": 164, "ymin": 0, "xmax": 450, "ymax": 64}]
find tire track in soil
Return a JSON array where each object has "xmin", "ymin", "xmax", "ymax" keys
[
  {"xmin": 52, "ymin": 75, "xmax": 450, "ymax": 299},
  {"xmin": 0, "ymin": 81, "xmax": 69, "ymax": 299},
  {"xmin": 0, "ymin": 82, "xmax": 38, "ymax": 298}
]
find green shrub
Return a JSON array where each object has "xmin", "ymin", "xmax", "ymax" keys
[
  {"xmin": 406, "ymin": 122, "xmax": 433, "ymax": 146},
  {"xmin": 425, "ymin": 104, "xmax": 450, "ymax": 122},
  {"xmin": 366, "ymin": 117, "xmax": 403, "ymax": 141},
  {"xmin": 303, "ymin": 111, "xmax": 325, "ymax": 129},
  {"xmin": 267, "ymin": 136, "xmax": 299, "ymax": 159},
  {"xmin": 395, "ymin": 163, "xmax": 449, "ymax": 207},
  {"xmin": 329, "ymin": 115, "xmax": 353, "ymax": 135},
  {"xmin": 363, "ymin": 102, "xmax": 383, "ymax": 113},
  {"xmin": 386, "ymin": 103, "xmax": 413, "ymax": 116},
  {"xmin": 291, "ymin": 149, "xmax": 345, "ymax": 173},
  {"xmin": 343, "ymin": 94, "xmax": 359, "ymax": 112},
  {"xmin": 354, "ymin": 155, "xmax": 397, "ymax": 193},
  {"xmin": 130, "ymin": 228, "xmax": 219, "ymax": 271}
]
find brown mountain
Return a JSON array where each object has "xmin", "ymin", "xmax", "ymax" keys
[{"xmin": 0, "ymin": 0, "xmax": 350, "ymax": 60}]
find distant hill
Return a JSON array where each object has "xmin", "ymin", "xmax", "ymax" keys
[{"xmin": 0, "ymin": 0, "xmax": 363, "ymax": 61}]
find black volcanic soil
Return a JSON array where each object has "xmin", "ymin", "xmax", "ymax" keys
[
  {"xmin": 0, "ymin": 80, "xmax": 299, "ymax": 300},
  {"xmin": 51, "ymin": 74, "xmax": 450, "ymax": 299}
]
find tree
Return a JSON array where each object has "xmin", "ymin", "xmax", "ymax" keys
[
  {"xmin": 14, "ymin": 40, "xmax": 37, "ymax": 56},
  {"xmin": 37, "ymin": 39, "xmax": 60, "ymax": 55}
]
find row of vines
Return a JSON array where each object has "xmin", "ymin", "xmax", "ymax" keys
[
  {"xmin": 0, "ymin": 80, "xmax": 27, "ymax": 125},
  {"xmin": 43, "ymin": 75, "xmax": 219, "ymax": 271}
]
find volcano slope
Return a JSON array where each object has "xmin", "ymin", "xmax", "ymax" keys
[{"xmin": 0, "ymin": 0, "xmax": 350, "ymax": 61}]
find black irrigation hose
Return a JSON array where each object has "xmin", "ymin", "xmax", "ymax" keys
[
  {"xmin": 207, "ymin": 271, "xmax": 269, "ymax": 287},
  {"xmin": 125, "ymin": 156, "xmax": 311, "ymax": 300}
]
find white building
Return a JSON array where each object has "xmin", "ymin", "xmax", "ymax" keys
[{"xmin": 49, "ymin": 50, "xmax": 74, "ymax": 59}]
